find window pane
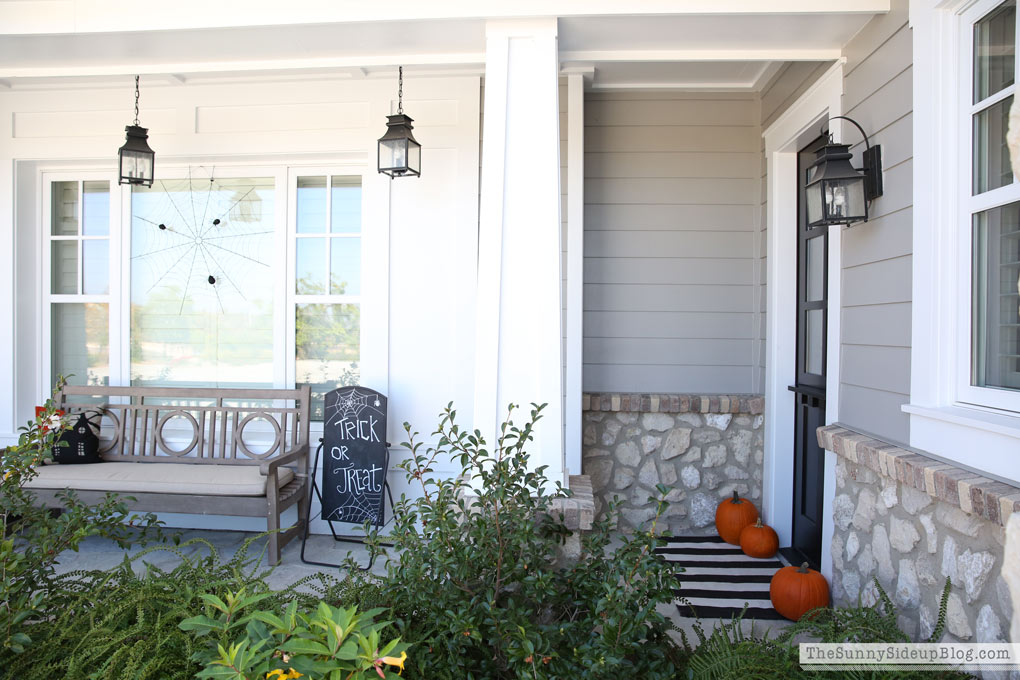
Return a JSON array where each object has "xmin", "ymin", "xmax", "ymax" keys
[
  {"xmin": 805, "ymin": 309, "xmax": 824, "ymax": 376},
  {"xmin": 973, "ymin": 202, "xmax": 1020, "ymax": 391},
  {"xmin": 296, "ymin": 303, "xmax": 360, "ymax": 420},
  {"xmin": 973, "ymin": 95, "xmax": 1014, "ymax": 194},
  {"xmin": 51, "ymin": 240, "xmax": 77, "ymax": 294},
  {"xmin": 130, "ymin": 175, "xmax": 276, "ymax": 388},
  {"xmin": 82, "ymin": 240, "xmax": 109, "ymax": 295},
  {"xmin": 296, "ymin": 237, "xmax": 326, "ymax": 294},
  {"xmin": 331, "ymin": 177, "xmax": 362, "ymax": 234},
  {"xmin": 974, "ymin": 0, "xmax": 1016, "ymax": 103},
  {"xmin": 52, "ymin": 303, "xmax": 109, "ymax": 387},
  {"xmin": 51, "ymin": 181, "xmax": 78, "ymax": 235},
  {"xmin": 806, "ymin": 235, "xmax": 825, "ymax": 302},
  {"xmin": 297, "ymin": 176, "xmax": 326, "ymax": 234},
  {"xmin": 82, "ymin": 181, "xmax": 110, "ymax": 236},
  {"xmin": 330, "ymin": 237, "xmax": 361, "ymax": 296}
]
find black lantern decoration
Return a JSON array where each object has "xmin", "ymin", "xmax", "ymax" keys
[
  {"xmin": 377, "ymin": 66, "xmax": 421, "ymax": 178},
  {"xmin": 118, "ymin": 75, "xmax": 155, "ymax": 188},
  {"xmin": 804, "ymin": 116, "xmax": 883, "ymax": 227}
]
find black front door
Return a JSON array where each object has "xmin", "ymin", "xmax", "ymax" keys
[{"xmin": 787, "ymin": 136, "xmax": 828, "ymax": 569}]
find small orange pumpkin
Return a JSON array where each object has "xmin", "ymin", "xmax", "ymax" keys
[
  {"xmin": 715, "ymin": 490, "xmax": 758, "ymax": 545},
  {"xmin": 739, "ymin": 518, "xmax": 779, "ymax": 558},
  {"xmin": 769, "ymin": 562, "xmax": 830, "ymax": 621}
]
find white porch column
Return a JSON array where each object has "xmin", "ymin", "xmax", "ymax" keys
[{"xmin": 474, "ymin": 18, "xmax": 565, "ymax": 483}]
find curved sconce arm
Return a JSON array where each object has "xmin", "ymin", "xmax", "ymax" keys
[{"xmin": 825, "ymin": 115, "xmax": 884, "ymax": 201}]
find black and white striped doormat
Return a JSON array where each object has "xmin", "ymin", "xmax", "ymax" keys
[{"xmin": 656, "ymin": 535, "xmax": 786, "ymax": 620}]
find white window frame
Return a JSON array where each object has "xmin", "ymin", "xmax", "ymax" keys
[
  {"xmin": 908, "ymin": 0, "xmax": 1020, "ymax": 484},
  {"xmin": 40, "ymin": 160, "xmax": 389, "ymax": 437},
  {"xmin": 40, "ymin": 171, "xmax": 123, "ymax": 394}
]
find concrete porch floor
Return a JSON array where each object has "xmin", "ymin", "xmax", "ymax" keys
[{"xmin": 51, "ymin": 528, "xmax": 792, "ymax": 643}]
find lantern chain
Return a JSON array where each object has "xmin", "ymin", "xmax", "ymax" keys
[
  {"xmin": 397, "ymin": 66, "xmax": 403, "ymax": 115},
  {"xmin": 133, "ymin": 75, "xmax": 140, "ymax": 126}
]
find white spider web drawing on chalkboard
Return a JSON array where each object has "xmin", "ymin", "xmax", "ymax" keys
[
  {"xmin": 324, "ymin": 491, "xmax": 383, "ymax": 525},
  {"xmin": 131, "ymin": 168, "xmax": 273, "ymax": 315},
  {"xmin": 325, "ymin": 387, "xmax": 384, "ymax": 429}
]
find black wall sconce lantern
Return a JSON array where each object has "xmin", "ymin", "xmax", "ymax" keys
[
  {"xmin": 118, "ymin": 75, "xmax": 156, "ymax": 188},
  {"xmin": 377, "ymin": 66, "xmax": 421, "ymax": 178},
  {"xmin": 804, "ymin": 116, "xmax": 883, "ymax": 227}
]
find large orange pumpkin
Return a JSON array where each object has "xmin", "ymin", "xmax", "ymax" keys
[
  {"xmin": 769, "ymin": 562, "xmax": 830, "ymax": 621},
  {"xmin": 715, "ymin": 490, "xmax": 758, "ymax": 544},
  {"xmin": 740, "ymin": 518, "xmax": 779, "ymax": 558}
]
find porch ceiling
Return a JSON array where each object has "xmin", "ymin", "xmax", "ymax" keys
[{"xmin": 0, "ymin": 2, "xmax": 883, "ymax": 91}]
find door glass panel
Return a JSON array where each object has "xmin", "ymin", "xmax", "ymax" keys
[
  {"xmin": 972, "ymin": 201, "xmax": 1020, "ymax": 390},
  {"xmin": 82, "ymin": 181, "xmax": 110, "ymax": 236},
  {"xmin": 974, "ymin": 95, "xmax": 1014, "ymax": 194},
  {"xmin": 296, "ymin": 237, "xmax": 326, "ymax": 294},
  {"xmin": 51, "ymin": 181, "xmax": 78, "ymax": 235},
  {"xmin": 805, "ymin": 309, "xmax": 824, "ymax": 376},
  {"xmin": 51, "ymin": 240, "xmax": 78, "ymax": 294},
  {"xmin": 295, "ymin": 303, "xmax": 361, "ymax": 420},
  {"xmin": 52, "ymin": 302, "xmax": 109, "ymax": 387},
  {"xmin": 806, "ymin": 235, "xmax": 825, "ymax": 302},
  {"xmin": 975, "ymin": 0, "xmax": 1016, "ymax": 103},
  {"xmin": 330, "ymin": 237, "xmax": 361, "ymax": 296},
  {"xmin": 330, "ymin": 177, "xmax": 362, "ymax": 234},
  {"xmin": 297, "ymin": 176, "xmax": 326, "ymax": 234},
  {"xmin": 82, "ymin": 240, "xmax": 109, "ymax": 295}
]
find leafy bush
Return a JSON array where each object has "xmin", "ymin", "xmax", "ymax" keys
[
  {"xmin": 351, "ymin": 403, "xmax": 684, "ymax": 679},
  {"xmin": 183, "ymin": 596, "xmax": 408, "ymax": 680},
  {"xmin": 0, "ymin": 536, "xmax": 374, "ymax": 680},
  {"xmin": 0, "ymin": 380, "xmax": 163, "ymax": 653},
  {"xmin": 684, "ymin": 577, "xmax": 974, "ymax": 680}
]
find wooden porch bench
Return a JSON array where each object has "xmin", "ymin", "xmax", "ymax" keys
[{"xmin": 24, "ymin": 384, "xmax": 311, "ymax": 565}]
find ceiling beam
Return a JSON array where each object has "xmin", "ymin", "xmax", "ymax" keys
[
  {"xmin": 1, "ymin": 1, "xmax": 892, "ymax": 36},
  {"xmin": 561, "ymin": 48, "xmax": 843, "ymax": 63}
]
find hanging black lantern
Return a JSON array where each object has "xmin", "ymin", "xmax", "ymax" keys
[
  {"xmin": 377, "ymin": 67, "xmax": 421, "ymax": 178},
  {"xmin": 804, "ymin": 116, "xmax": 883, "ymax": 228},
  {"xmin": 118, "ymin": 75, "xmax": 155, "ymax": 188}
]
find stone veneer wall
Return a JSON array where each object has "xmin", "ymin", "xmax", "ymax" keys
[
  {"xmin": 818, "ymin": 426, "xmax": 1018, "ymax": 647},
  {"xmin": 582, "ymin": 393, "xmax": 764, "ymax": 534}
]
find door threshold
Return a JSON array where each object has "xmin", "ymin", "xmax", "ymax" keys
[{"xmin": 778, "ymin": 547, "xmax": 818, "ymax": 571}]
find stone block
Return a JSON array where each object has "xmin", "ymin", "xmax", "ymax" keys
[
  {"xmin": 730, "ymin": 429, "xmax": 752, "ymax": 465},
  {"xmin": 890, "ymin": 516, "xmax": 921, "ymax": 553},
  {"xmin": 660, "ymin": 428, "xmax": 692, "ymax": 460},
  {"xmin": 690, "ymin": 493, "xmax": 716, "ymax": 528},
  {"xmin": 638, "ymin": 459, "xmax": 660, "ymax": 487},
  {"xmin": 703, "ymin": 444, "xmax": 727, "ymax": 468},
  {"xmin": 957, "ymin": 549, "xmax": 995, "ymax": 603},
  {"xmin": 681, "ymin": 446, "xmax": 702, "ymax": 463},
  {"xmin": 873, "ymin": 525, "xmax": 895, "ymax": 583},
  {"xmin": 941, "ymin": 535, "xmax": 959, "ymax": 582},
  {"xmin": 586, "ymin": 458, "xmax": 613, "ymax": 491},
  {"xmin": 976, "ymin": 605, "xmax": 1003, "ymax": 643},
  {"xmin": 919, "ymin": 513, "xmax": 938, "ymax": 553},
  {"xmin": 612, "ymin": 467, "xmax": 635, "ymax": 491},
  {"xmin": 834, "ymin": 494, "xmax": 854, "ymax": 531},
  {"xmin": 852, "ymin": 489, "xmax": 877, "ymax": 531},
  {"xmin": 902, "ymin": 485, "xmax": 934, "ymax": 515},
  {"xmin": 896, "ymin": 559, "xmax": 920, "ymax": 609},
  {"xmin": 641, "ymin": 413, "xmax": 674, "ymax": 432},
  {"xmin": 661, "ymin": 462, "xmax": 678, "ymax": 486},
  {"xmin": 935, "ymin": 504, "xmax": 984, "ymax": 538},
  {"xmin": 616, "ymin": 441, "xmax": 641, "ymax": 467},
  {"xmin": 723, "ymin": 464, "xmax": 748, "ymax": 480},
  {"xmin": 846, "ymin": 531, "xmax": 860, "ymax": 561},
  {"xmin": 641, "ymin": 434, "xmax": 662, "ymax": 454},
  {"xmin": 946, "ymin": 593, "xmax": 973, "ymax": 640},
  {"xmin": 705, "ymin": 414, "xmax": 732, "ymax": 431},
  {"xmin": 681, "ymin": 465, "xmax": 701, "ymax": 489}
]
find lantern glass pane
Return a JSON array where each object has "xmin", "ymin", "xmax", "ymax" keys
[
  {"xmin": 824, "ymin": 178, "xmax": 867, "ymax": 223},
  {"xmin": 806, "ymin": 180, "xmax": 824, "ymax": 226},
  {"xmin": 120, "ymin": 149, "xmax": 153, "ymax": 183},
  {"xmin": 381, "ymin": 139, "xmax": 407, "ymax": 171},
  {"xmin": 408, "ymin": 141, "xmax": 421, "ymax": 174}
]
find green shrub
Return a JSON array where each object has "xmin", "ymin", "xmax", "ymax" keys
[
  {"xmin": 183, "ymin": 596, "xmax": 408, "ymax": 680},
  {"xmin": 350, "ymin": 403, "xmax": 684, "ymax": 679},
  {"xmin": 0, "ymin": 379, "xmax": 163, "ymax": 653},
  {"xmin": 0, "ymin": 536, "xmax": 369, "ymax": 680},
  {"xmin": 684, "ymin": 577, "xmax": 975, "ymax": 680}
]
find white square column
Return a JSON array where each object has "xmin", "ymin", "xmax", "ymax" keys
[{"xmin": 474, "ymin": 19, "xmax": 565, "ymax": 483}]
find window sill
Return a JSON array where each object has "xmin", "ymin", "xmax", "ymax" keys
[
  {"xmin": 902, "ymin": 403, "xmax": 1020, "ymax": 440},
  {"xmin": 903, "ymin": 403, "xmax": 1020, "ymax": 486}
]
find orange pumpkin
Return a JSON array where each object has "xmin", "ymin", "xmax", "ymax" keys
[
  {"xmin": 769, "ymin": 562, "xmax": 830, "ymax": 621},
  {"xmin": 714, "ymin": 490, "xmax": 758, "ymax": 544},
  {"xmin": 740, "ymin": 518, "xmax": 779, "ymax": 558}
]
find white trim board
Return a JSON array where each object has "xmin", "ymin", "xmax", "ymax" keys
[{"xmin": 762, "ymin": 60, "xmax": 844, "ymax": 583}]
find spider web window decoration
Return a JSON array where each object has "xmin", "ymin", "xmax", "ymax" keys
[
  {"xmin": 131, "ymin": 168, "xmax": 273, "ymax": 314},
  {"xmin": 130, "ymin": 169, "xmax": 276, "ymax": 388}
]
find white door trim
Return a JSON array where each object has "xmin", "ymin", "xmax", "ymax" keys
[{"xmin": 762, "ymin": 60, "xmax": 844, "ymax": 579}]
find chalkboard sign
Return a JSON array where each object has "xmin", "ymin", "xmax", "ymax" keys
[{"xmin": 320, "ymin": 386, "xmax": 388, "ymax": 524}]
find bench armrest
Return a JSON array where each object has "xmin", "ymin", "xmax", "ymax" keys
[{"xmin": 260, "ymin": 443, "xmax": 308, "ymax": 476}]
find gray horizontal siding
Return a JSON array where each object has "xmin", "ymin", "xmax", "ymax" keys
[
  {"xmin": 837, "ymin": 0, "xmax": 913, "ymax": 445},
  {"xmin": 583, "ymin": 92, "xmax": 760, "ymax": 394}
]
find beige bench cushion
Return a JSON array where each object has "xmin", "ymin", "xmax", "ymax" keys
[{"xmin": 24, "ymin": 462, "xmax": 294, "ymax": 497}]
